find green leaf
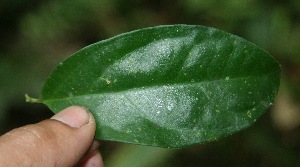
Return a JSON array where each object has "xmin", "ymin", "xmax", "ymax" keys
[{"xmin": 40, "ymin": 25, "xmax": 281, "ymax": 148}]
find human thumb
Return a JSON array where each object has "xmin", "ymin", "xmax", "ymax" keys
[{"xmin": 0, "ymin": 106, "xmax": 96, "ymax": 167}]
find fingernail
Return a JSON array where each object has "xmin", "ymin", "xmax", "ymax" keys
[{"xmin": 51, "ymin": 106, "xmax": 90, "ymax": 128}]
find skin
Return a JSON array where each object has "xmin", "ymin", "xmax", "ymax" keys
[{"xmin": 0, "ymin": 106, "xmax": 104, "ymax": 167}]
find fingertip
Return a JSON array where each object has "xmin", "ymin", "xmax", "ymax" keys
[
  {"xmin": 86, "ymin": 141, "xmax": 101, "ymax": 155},
  {"xmin": 79, "ymin": 150, "xmax": 104, "ymax": 167}
]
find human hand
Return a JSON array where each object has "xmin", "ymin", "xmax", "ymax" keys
[{"xmin": 0, "ymin": 106, "xmax": 103, "ymax": 167}]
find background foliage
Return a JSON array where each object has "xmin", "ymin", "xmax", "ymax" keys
[{"xmin": 0, "ymin": 0, "xmax": 299, "ymax": 166}]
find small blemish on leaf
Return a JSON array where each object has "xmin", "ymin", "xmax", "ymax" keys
[
  {"xmin": 99, "ymin": 77, "xmax": 111, "ymax": 85},
  {"xmin": 247, "ymin": 110, "xmax": 252, "ymax": 118}
]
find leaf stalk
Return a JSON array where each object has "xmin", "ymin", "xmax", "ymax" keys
[{"xmin": 25, "ymin": 94, "xmax": 41, "ymax": 103}]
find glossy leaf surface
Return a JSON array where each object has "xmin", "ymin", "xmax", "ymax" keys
[{"xmin": 41, "ymin": 25, "xmax": 281, "ymax": 148}]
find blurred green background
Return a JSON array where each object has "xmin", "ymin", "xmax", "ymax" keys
[{"xmin": 1, "ymin": 0, "xmax": 300, "ymax": 166}]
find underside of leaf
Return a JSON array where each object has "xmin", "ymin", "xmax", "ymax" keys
[{"xmin": 40, "ymin": 25, "xmax": 281, "ymax": 148}]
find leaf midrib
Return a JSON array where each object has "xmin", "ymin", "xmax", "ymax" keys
[{"xmin": 42, "ymin": 72, "xmax": 274, "ymax": 103}]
